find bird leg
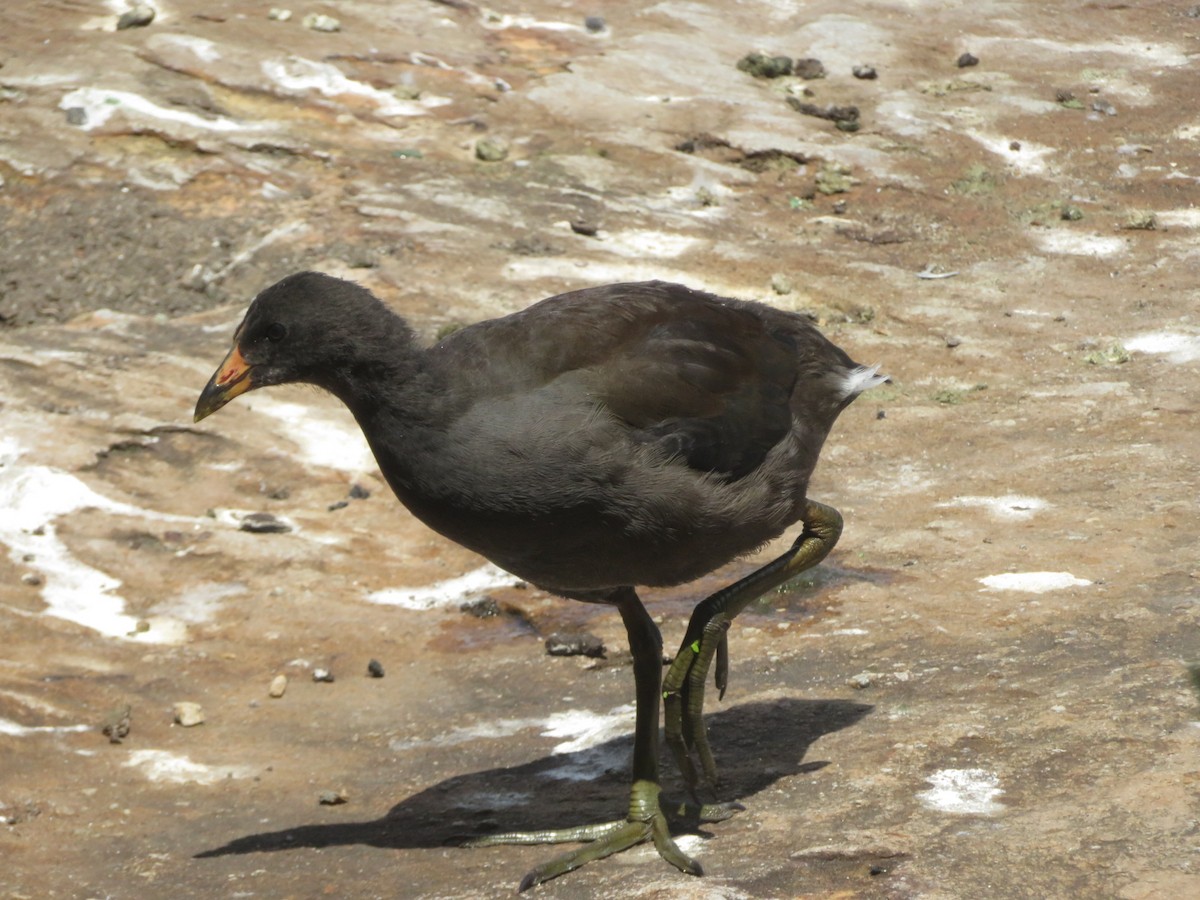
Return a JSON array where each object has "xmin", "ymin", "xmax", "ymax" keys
[
  {"xmin": 663, "ymin": 499, "xmax": 844, "ymax": 791},
  {"xmin": 468, "ymin": 587, "xmax": 704, "ymax": 892}
]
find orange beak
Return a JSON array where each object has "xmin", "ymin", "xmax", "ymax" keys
[{"xmin": 194, "ymin": 345, "xmax": 254, "ymax": 422}]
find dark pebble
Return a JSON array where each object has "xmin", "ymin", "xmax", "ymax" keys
[
  {"xmin": 367, "ymin": 659, "xmax": 385, "ymax": 678},
  {"xmin": 116, "ymin": 5, "xmax": 155, "ymax": 30},
  {"xmin": 793, "ymin": 58, "xmax": 826, "ymax": 80},
  {"xmin": 327, "ymin": 500, "xmax": 349, "ymax": 511},
  {"xmin": 65, "ymin": 107, "xmax": 87, "ymax": 126},
  {"xmin": 461, "ymin": 596, "xmax": 501, "ymax": 618},
  {"xmin": 348, "ymin": 483, "xmax": 370, "ymax": 500},
  {"xmin": 570, "ymin": 219, "xmax": 599, "ymax": 237},
  {"xmin": 956, "ymin": 52, "xmax": 979, "ymax": 68},
  {"xmin": 240, "ymin": 512, "xmax": 291, "ymax": 534},
  {"xmin": 852, "ymin": 65, "xmax": 877, "ymax": 80},
  {"xmin": 545, "ymin": 632, "xmax": 606, "ymax": 659},
  {"xmin": 584, "ymin": 15, "xmax": 605, "ymax": 32},
  {"xmin": 876, "ymin": 409, "xmax": 886, "ymax": 420}
]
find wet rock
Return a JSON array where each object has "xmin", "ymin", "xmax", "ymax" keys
[
  {"xmin": 956, "ymin": 52, "xmax": 979, "ymax": 68},
  {"xmin": 101, "ymin": 704, "xmax": 132, "ymax": 743},
  {"xmin": 474, "ymin": 137, "xmax": 509, "ymax": 162},
  {"xmin": 793, "ymin": 58, "xmax": 826, "ymax": 80},
  {"xmin": 318, "ymin": 790, "xmax": 348, "ymax": 805},
  {"xmin": 116, "ymin": 5, "xmax": 155, "ymax": 30},
  {"xmin": 302, "ymin": 13, "xmax": 341, "ymax": 32},
  {"xmin": 367, "ymin": 659, "xmax": 385, "ymax": 678},
  {"xmin": 268, "ymin": 674, "xmax": 288, "ymax": 698},
  {"xmin": 545, "ymin": 632, "xmax": 606, "ymax": 658},
  {"xmin": 239, "ymin": 512, "xmax": 291, "ymax": 534},
  {"xmin": 312, "ymin": 668, "xmax": 335, "ymax": 683},
  {"xmin": 461, "ymin": 596, "xmax": 501, "ymax": 618},
  {"xmin": 173, "ymin": 702, "xmax": 205, "ymax": 727},
  {"xmin": 852, "ymin": 65, "xmax": 878, "ymax": 80},
  {"xmin": 737, "ymin": 52, "xmax": 793, "ymax": 79}
]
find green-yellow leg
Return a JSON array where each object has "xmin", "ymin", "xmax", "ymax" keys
[
  {"xmin": 664, "ymin": 500, "xmax": 844, "ymax": 790},
  {"xmin": 467, "ymin": 587, "xmax": 703, "ymax": 892}
]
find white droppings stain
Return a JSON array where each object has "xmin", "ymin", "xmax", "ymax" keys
[
  {"xmin": 59, "ymin": 88, "xmax": 265, "ymax": 133},
  {"xmin": 1032, "ymin": 230, "xmax": 1127, "ymax": 257},
  {"xmin": 0, "ymin": 437, "xmax": 193, "ymax": 643},
  {"xmin": 481, "ymin": 13, "xmax": 589, "ymax": 33},
  {"xmin": 919, "ymin": 768, "xmax": 1005, "ymax": 815},
  {"xmin": 1155, "ymin": 209, "xmax": 1200, "ymax": 228},
  {"xmin": 150, "ymin": 582, "xmax": 247, "ymax": 625},
  {"xmin": 969, "ymin": 35, "xmax": 1189, "ymax": 68},
  {"xmin": 541, "ymin": 705, "xmax": 636, "ymax": 781},
  {"xmin": 600, "ymin": 230, "xmax": 702, "ymax": 259},
  {"xmin": 1126, "ymin": 331, "xmax": 1200, "ymax": 364},
  {"xmin": 366, "ymin": 564, "xmax": 514, "ymax": 610},
  {"xmin": 153, "ymin": 33, "xmax": 222, "ymax": 63},
  {"xmin": 124, "ymin": 750, "xmax": 256, "ymax": 785},
  {"xmin": 0, "ymin": 718, "xmax": 91, "ymax": 738},
  {"xmin": 801, "ymin": 627, "xmax": 869, "ymax": 639},
  {"xmin": 250, "ymin": 397, "xmax": 375, "ymax": 474},
  {"xmin": 939, "ymin": 495, "xmax": 1048, "ymax": 521},
  {"xmin": 979, "ymin": 572, "xmax": 1092, "ymax": 593},
  {"xmin": 968, "ymin": 132, "xmax": 1055, "ymax": 176},
  {"xmin": 261, "ymin": 57, "xmax": 451, "ymax": 116}
]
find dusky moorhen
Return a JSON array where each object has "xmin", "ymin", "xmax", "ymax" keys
[{"xmin": 194, "ymin": 273, "xmax": 885, "ymax": 891}]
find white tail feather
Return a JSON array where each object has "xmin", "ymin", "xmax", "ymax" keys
[{"xmin": 835, "ymin": 364, "xmax": 889, "ymax": 401}]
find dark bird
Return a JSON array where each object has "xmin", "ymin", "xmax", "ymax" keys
[{"xmin": 194, "ymin": 273, "xmax": 885, "ymax": 891}]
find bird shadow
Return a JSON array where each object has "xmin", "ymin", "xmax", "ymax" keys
[{"xmin": 195, "ymin": 698, "xmax": 871, "ymax": 859}]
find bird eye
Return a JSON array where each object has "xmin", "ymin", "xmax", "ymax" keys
[{"xmin": 265, "ymin": 323, "xmax": 287, "ymax": 342}]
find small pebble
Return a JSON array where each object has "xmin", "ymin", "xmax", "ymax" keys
[
  {"xmin": 461, "ymin": 596, "xmax": 501, "ymax": 618},
  {"xmin": 348, "ymin": 484, "xmax": 370, "ymax": 500},
  {"xmin": 545, "ymin": 632, "xmax": 606, "ymax": 659},
  {"xmin": 956, "ymin": 52, "xmax": 979, "ymax": 68},
  {"xmin": 65, "ymin": 107, "xmax": 87, "ymax": 126},
  {"xmin": 269, "ymin": 674, "xmax": 288, "ymax": 698},
  {"xmin": 367, "ymin": 659, "xmax": 385, "ymax": 678},
  {"xmin": 848, "ymin": 672, "xmax": 877, "ymax": 689},
  {"xmin": 116, "ymin": 5, "xmax": 155, "ymax": 30},
  {"xmin": 793, "ymin": 58, "xmax": 826, "ymax": 80},
  {"xmin": 240, "ymin": 512, "xmax": 291, "ymax": 534},
  {"xmin": 1061, "ymin": 205, "xmax": 1083, "ymax": 221},
  {"xmin": 852, "ymin": 65, "xmax": 877, "ymax": 80},
  {"xmin": 302, "ymin": 13, "xmax": 340, "ymax": 32},
  {"xmin": 475, "ymin": 137, "xmax": 509, "ymax": 162},
  {"xmin": 318, "ymin": 790, "xmax": 348, "ymax": 806},
  {"xmin": 327, "ymin": 500, "xmax": 349, "ymax": 512},
  {"xmin": 102, "ymin": 704, "xmax": 132, "ymax": 743},
  {"xmin": 1009, "ymin": 140, "xmax": 1021, "ymax": 151},
  {"xmin": 173, "ymin": 702, "xmax": 206, "ymax": 727},
  {"xmin": 21, "ymin": 572, "xmax": 43, "ymax": 586},
  {"xmin": 1091, "ymin": 99, "xmax": 1117, "ymax": 117},
  {"xmin": 584, "ymin": 15, "xmax": 605, "ymax": 33},
  {"xmin": 268, "ymin": 8, "xmax": 292, "ymax": 21},
  {"xmin": 770, "ymin": 273, "xmax": 793, "ymax": 295},
  {"xmin": 945, "ymin": 336, "xmax": 963, "ymax": 348},
  {"xmin": 312, "ymin": 668, "xmax": 335, "ymax": 683},
  {"xmin": 570, "ymin": 219, "xmax": 599, "ymax": 237}
]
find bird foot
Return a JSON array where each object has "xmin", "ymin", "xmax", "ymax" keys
[
  {"xmin": 465, "ymin": 780, "xmax": 704, "ymax": 892},
  {"xmin": 663, "ymin": 614, "xmax": 731, "ymax": 791}
]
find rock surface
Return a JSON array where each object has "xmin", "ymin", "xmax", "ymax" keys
[{"xmin": 1, "ymin": 2, "xmax": 1198, "ymax": 898}]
